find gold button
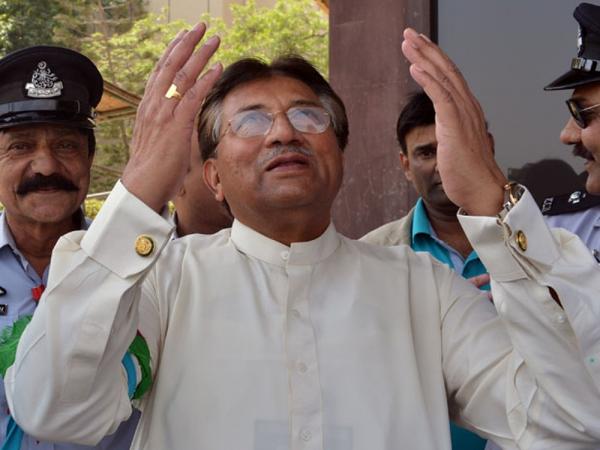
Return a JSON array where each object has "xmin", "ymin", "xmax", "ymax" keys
[
  {"xmin": 515, "ymin": 230, "xmax": 527, "ymax": 251},
  {"xmin": 135, "ymin": 235, "xmax": 154, "ymax": 257}
]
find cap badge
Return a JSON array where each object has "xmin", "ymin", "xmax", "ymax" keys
[
  {"xmin": 568, "ymin": 190, "xmax": 585, "ymax": 204},
  {"xmin": 577, "ymin": 26, "xmax": 585, "ymax": 57},
  {"xmin": 25, "ymin": 61, "xmax": 63, "ymax": 98}
]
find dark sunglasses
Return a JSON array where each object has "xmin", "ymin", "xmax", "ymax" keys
[{"xmin": 566, "ymin": 98, "xmax": 600, "ymax": 128}]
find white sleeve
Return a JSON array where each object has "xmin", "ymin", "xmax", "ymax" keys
[
  {"xmin": 4, "ymin": 181, "xmax": 173, "ymax": 445},
  {"xmin": 457, "ymin": 188, "xmax": 600, "ymax": 449}
]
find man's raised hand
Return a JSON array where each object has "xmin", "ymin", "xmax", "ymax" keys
[
  {"xmin": 401, "ymin": 28, "xmax": 507, "ymax": 216},
  {"xmin": 122, "ymin": 23, "xmax": 222, "ymax": 212}
]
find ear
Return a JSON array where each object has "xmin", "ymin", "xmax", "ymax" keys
[
  {"xmin": 203, "ymin": 158, "xmax": 225, "ymax": 202},
  {"xmin": 399, "ymin": 151, "xmax": 413, "ymax": 182}
]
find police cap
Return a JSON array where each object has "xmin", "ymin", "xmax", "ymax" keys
[
  {"xmin": 545, "ymin": 3, "xmax": 600, "ymax": 90},
  {"xmin": 0, "ymin": 46, "xmax": 103, "ymax": 130}
]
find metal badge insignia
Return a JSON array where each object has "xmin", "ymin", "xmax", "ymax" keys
[
  {"xmin": 25, "ymin": 61, "xmax": 64, "ymax": 98},
  {"xmin": 578, "ymin": 26, "xmax": 584, "ymax": 57},
  {"xmin": 0, "ymin": 304, "xmax": 7, "ymax": 316},
  {"xmin": 568, "ymin": 191, "xmax": 584, "ymax": 204},
  {"xmin": 542, "ymin": 197, "xmax": 554, "ymax": 213},
  {"xmin": 0, "ymin": 286, "xmax": 5, "ymax": 296}
]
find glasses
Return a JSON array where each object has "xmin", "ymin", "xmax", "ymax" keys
[
  {"xmin": 222, "ymin": 106, "xmax": 331, "ymax": 139},
  {"xmin": 566, "ymin": 99, "xmax": 600, "ymax": 128}
]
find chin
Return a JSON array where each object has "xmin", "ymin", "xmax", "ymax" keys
[
  {"xmin": 583, "ymin": 159, "xmax": 600, "ymax": 195},
  {"xmin": 586, "ymin": 175, "xmax": 600, "ymax": 196}
]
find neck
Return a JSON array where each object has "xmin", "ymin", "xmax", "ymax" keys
[
  {"xmin": 175, "ymin": 213, "xmax": 228, "ymax": 237},
  {"xmin": 6, "ymin": 213, "xmax": 80, "ymax": 278},
  {"xmin": 235, "ymin": 206, "xmax": 331, "ymax": 246},
  {"xmin": 423, "ymin": 202, "xmax": 473, "ymax": 259}
]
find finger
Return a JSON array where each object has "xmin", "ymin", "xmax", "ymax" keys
[
  {"xmin": 176, "ymin": 62, "xmax": 223, "ymax": 119},
  {"xmin": 403, "ymin": 28, "xmax": 478, "ymax": 114},
  {"xmin": 145, "ymin": 29, "xmax": 187, "ymax": 94},
  {"xmin": 405, "ymin": 61, "xmax": 462, "ymax": 129},
  {"xmin": 169, "ymin": 35, "xmax": 220, "ymax": 100},
  {"xmin": 154, "ymin": 22, "xmax": 208, "ymax": 95}
]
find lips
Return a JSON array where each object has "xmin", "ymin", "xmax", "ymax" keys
[{"xmin": 265, "ymin": 153, "xmax": 310, "ymax": 171}]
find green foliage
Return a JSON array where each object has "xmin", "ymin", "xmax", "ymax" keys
[
  {"xmin": 0, "ymin": 0, "xmax": 62, "ymax": 54},
  {"xmin": 82, "ymin": 12, "xmax": 188, "ymax": 93},
  {"xmin": 203, "ymin": 0, "xmax": 329, "ymax": 76},
  {"xmin": 0, "ymin": 0, "xmax": 146, "ymax": 56},
  {"xmin": 84, "ymin": 198, "xmax": 105, "ymax": 219}
]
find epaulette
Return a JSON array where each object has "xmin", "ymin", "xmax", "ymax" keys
[{"xmin": 541, "ymin": 190, "xmax": 600, "ymax": 216}]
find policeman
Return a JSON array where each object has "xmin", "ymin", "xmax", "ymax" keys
[
  {"xmin": 0, "ymin": 46, "xmax": 138, "ymax": 449},
  {"xmin": 544, "ymin": 2, "xmax": 600, "ymax": 260}
]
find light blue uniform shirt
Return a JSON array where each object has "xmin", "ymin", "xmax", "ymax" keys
[
  {"xmin": 0, "ymin": 212, "xmax": 139, "ymax": 450},
  {"xmin": 410, "ymin": 199, "xmax": 489, "ymax": 450},
  {"xmin": 545, "ymin": 205, "xmax": 600, "ymax": 260}
]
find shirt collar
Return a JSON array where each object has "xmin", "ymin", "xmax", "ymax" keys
[
  {"xmin": 0, "ymin": 212, "xmax": 17, "ymax": 252},
  {"xmin": 230, "ymin": 219, "xmax": 341, "ymax": 267},
  {"xmin": 411, "ymin": 198, "xmax": 433, "ymax": 243}
]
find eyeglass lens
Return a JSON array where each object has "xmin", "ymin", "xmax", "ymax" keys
[
  {"xmin": 566, "ymin": 100, "xmax": 587, "ymax": 128},
  {"xmin": 229, "ymin": 106, "xmax": 330, "ymax": 138}
]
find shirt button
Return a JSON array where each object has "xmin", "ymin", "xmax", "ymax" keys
[
  {"xmin": 281, "ymin": 251, "xmax": 290, "ymax": 261},
  {"xmin": 588, "ymin": 356, "xmax": 598, "ymax": 366},
  {"xmin": 515, "ymin": 230, "xmax": 527, "ymax": 251},
  {"xmin": 555, "ymin": 314, "xmax": 566, "ymax": 324},
  {"xmin": 300, "ymin": 428, "xmax": 312, "ymax": 441},
  {"xmin": 291, "ymin": 309, "xmax": 301, "ymax": 318},
  {"xmin": 135, "ymin": 235, "xmax": 155, "ymax": 256},
  {"xmin": 297, "ymin": 362, "xmax": 308, "ymax": 373}
]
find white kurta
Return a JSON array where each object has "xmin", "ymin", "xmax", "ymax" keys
[{"xmin": 6, "ymin": 181, "xmax": 600, "ymax": 450}]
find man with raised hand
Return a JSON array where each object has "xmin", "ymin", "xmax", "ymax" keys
[{"xmin": 5, "ymin": 20, "xmax": 600, "ymax": 450}]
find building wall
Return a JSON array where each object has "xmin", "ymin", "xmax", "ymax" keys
[
  {"xmin": 329, "ymin": 0, "xmax": 431, "ymax": 238},
  {"xmin": 147, "ymin": 0, "xmax": 275, "ymax": 24}
]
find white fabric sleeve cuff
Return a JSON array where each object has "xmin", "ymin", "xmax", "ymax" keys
[
  {"xmin": 457, "ymin": 188, "xmax": 560, "ymax": 282},
  {"xmin": 81, "ymin": 180, "xmax": 174, "ymax": 278}
]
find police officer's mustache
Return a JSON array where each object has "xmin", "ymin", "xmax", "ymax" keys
[
  {"xmin": 573, "ymin": 144, "xmax": 594, "ymax": 161},
  {"xmin": 16, "ymin": 174, "xmax": 78, "ymax": 196}
]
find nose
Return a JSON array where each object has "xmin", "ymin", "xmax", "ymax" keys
[
  {"xmin": 29, "ymin": 145, "xmax": 60, "ymax": 176},
  {"xmin": 264, "ymin": 111, "xmax": 302, "ymax": 146},
  {"xmin": 560, "ymin": 116, "xmax": 581, "ymax": 145}
]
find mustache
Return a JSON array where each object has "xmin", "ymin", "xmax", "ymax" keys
[
  {"xmin": 16, "ymin": 174, "xmax": 78, "ymax": 196},
  {"xmin": 573, "ymin": 144, "xmax": 594, "ymax": 160},
  {"xmin": 258, "ymin": 145, "xmax": 313, "ymax": 167}
]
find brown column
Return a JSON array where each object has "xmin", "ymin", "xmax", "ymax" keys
[{"xmin": 329, "ymin": 0, "xmax": 434, "ymax": 238}]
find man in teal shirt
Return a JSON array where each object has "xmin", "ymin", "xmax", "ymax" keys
[{"xmin": 362, "ymin": 91, "xmax": 494, "ymax": 449}]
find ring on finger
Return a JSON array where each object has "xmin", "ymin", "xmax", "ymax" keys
[{"xmin": 165, "ymin": 83, "xmax": 183, "ymax": 100}]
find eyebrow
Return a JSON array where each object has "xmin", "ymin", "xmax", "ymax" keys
[{"xmin": 412, "ymin": 143, "xmax": 436, "ymax": 152}]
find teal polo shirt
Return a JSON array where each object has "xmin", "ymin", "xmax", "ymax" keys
[
  {"xmin": 411, "ymin": 198, "xmax": 490, "ymax": 290},
  {"xmin": 411, "ymin": 198, "xmax": 489, "ymax": 450}
]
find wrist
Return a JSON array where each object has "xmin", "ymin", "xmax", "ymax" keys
[{"xmin": 462, "ymin": 184, "xmax": 506, "ymax": 217}]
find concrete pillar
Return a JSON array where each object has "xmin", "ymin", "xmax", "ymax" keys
[{"xmin": 329, "ymin": 0, "xmax": 434, "ymax": 238}]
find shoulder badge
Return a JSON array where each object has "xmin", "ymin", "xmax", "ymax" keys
[
  {"xmin": 542, "ymin": 190, "xmax": 600, "ymax": 216},
  {"xmin": 25, "ymin": 61, "xmax": 63, "ymax": 98}
]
